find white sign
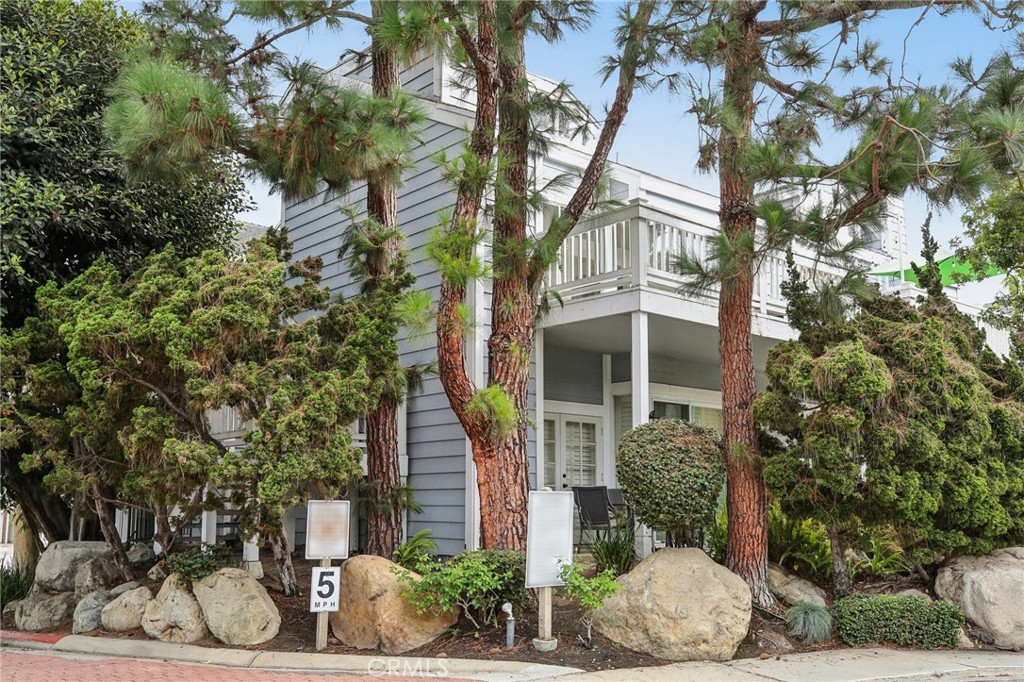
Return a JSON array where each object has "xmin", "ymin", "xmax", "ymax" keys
[
  {"xmin": 309, "ymin": 566, "xmax": 341, "ymax": 612},
  {"xmin": 305, "ymin": 500, "xmax": 350, "ymax": 560},
  {"xmin": 525, "ymin": 490, "xmax": 574, "ymax": 588}
]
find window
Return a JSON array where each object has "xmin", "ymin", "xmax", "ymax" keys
[{"xmin": 653, "ymin": 400, "xmax": 690, "ymax": 421}]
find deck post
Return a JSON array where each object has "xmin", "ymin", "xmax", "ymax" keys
[{"xmin": 630, "ymin": 311, "xmax": 654, "ymax": 557}]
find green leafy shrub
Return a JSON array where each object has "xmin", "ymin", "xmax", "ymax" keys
[
  {"xmin": 833, "ymin": 594, "xmax": 964, "ymax": 648},
  {"xmin": 768, "ymin": 502, "xmax": 832, "ymax": 579},
  {"xmin": 392, "ymin": 529, "xmax": 437, "ymax": 571},
  {"xmin": 559, "ymin": 562, "xmax": 623, "ymax": 647},
  {"xmin": 396, "ymin": 549, "xmax": 528, "ymax": 630},
  {"xmin": 165, "ymin": 545, "xmax": 235, "ymax": 583},
  {"xmin": 706, "ymin": 504, "xmax": 728, "ymax": 564},
  {"xmin": 590, "ymin": 515, "xmax": 636, "ymax": 576},
  {"xmin": 849, "ymin": 526, "xmax": 913, "ymax": 577},
  {"xmin": 617, "ymin": 419, "xmax": 725, "ymax": 546},
  {"xmin": 0, "ymin": 562, "xmax": 35, "ymax": 608},
  {"xmin": 786, "ymin": 601, "xmax": 834, "ymax": 644}
]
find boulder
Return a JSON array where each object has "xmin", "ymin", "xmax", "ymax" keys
[
  {"xmin": 768, "ymin": 563, "xmax": 827, "ymax": 607},
  {"xmin": 3, "ymin": 600, "xmax": 22, "ymax": 619},
  {"xmin": 73, "ymin": 590, "xmax": 113, "ymax": 634},
  {"xmin": 127, "ymin": 544, "xmax": 156, "ymax": 569},
  {"xmin": 101, "ymin": 586, "xmax": 153, "ymax": 632},
  {"xmin": 896, "ymin": 588, "xmax": 932, "ymax": 601},
  {"xmin": 193, "ymin": 568, "xmax": 280, "ymax": 646},
  {"xmin": 74, "ymin": 556, "xmax": 120, "ymax": 599},
  {"xmin": 329, "ymin": 555, "xmax": 456, "ymax": 655},
  {"xmin": 935, "ymin": 547, "xmax": 1024, "ymax": 650},
  {"xmin": 14, "ymin": 589, "xmax": 77, "ymax": 631},
  {"xmin": 34, "ymin": 541, "xmax": 112, "ymax": 593},
  {"xmin": 110, "ymin": 581, "xmax": 141, "ymax": 597},
  {"xmin": 142, "ymin": 574, "xmax": 207, "ymax": 643},
  {"xmin": 592, "ymin": 548, "xmax": 752, "ymax": 661},
  {"xmin": 147, "ymin": 563, "xmax": 167, "ymax": 582}
]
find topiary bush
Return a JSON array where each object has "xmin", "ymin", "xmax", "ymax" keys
[
  {"xmin": 617, "ymin": 419, "xmax": 724, "ymax": 546},
  {"xmin": 833, "ymin": 594, "xmax": 964, "ymax": 648},
  {"xmin": 165, "ymin": 544, "xmax": 235, "ymax": 584},
  {"xmin": 395, "ymin": 549, "xmax": 528, "ymax": 630}
]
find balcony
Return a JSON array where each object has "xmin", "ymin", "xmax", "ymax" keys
[{"xmin": 544, "ymin": 198, "xmax": 848, "ymax": 323}]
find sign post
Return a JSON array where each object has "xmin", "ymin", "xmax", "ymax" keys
[
  {"xmin": 305, "ymin": 500, "xmax": 350, "ymax": 651},
  {"xmin": 524, "ymin": 490, "xmax": 573, "ymax": 652}
]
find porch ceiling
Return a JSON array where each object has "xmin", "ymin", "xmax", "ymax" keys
[{"xmin": 543, "ymin": 313, "xmax": 778, "ymax": 367}]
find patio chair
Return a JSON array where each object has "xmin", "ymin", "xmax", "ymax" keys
[{"xmin": 572, "ymin": 486, "xmax": 612, "ymax": 551}]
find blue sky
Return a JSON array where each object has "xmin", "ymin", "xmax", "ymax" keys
[{"xmin": 119, "ymin": 2, "xmax": 1014, "ymax": 303}]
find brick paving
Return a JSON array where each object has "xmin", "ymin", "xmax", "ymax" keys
[{"xmin": 0, "ymin": 652, "xmax": 466, "ymax": 682}]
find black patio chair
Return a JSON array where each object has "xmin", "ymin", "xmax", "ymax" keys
[{"xmin": 572, "ymin": 485, "xmax": 612, "ymax": 551}]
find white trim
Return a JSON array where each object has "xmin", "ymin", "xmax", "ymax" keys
[
  {"xmin": 630, "ymin": 312, "xmax": 650, "ymax": 428},
  {"xmin": 463, "ymin": 242, "xmax": 487, "ymax": 552},
  {"xmin": 535, "ymin": 328, "xmax": 545, "ymax": 490},
  {"xmin": 544, "ymin": 400, "xmax": 605, "ymax": 419},
  {"xmin": 610, "ymin": 381, "xmax": 722, "ymax": 412},
  {"xmin": 602, "ymin": 354, "xmax": 616, "ymax": 488}
]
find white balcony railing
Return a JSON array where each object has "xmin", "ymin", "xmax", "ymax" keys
[{"xmin": 544, "ymin": 199, "xmax": 847, "ymax": 320}]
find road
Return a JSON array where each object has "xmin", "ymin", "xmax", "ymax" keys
[{"xmin": 0, "ymin": 649, "xmax": 467, "ymax": 682}]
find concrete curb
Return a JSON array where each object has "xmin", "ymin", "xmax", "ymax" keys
[{"xmin": 6, "ymin": 634, "xmax": 582, "ymax": 681}]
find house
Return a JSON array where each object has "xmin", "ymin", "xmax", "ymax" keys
[{"xmin": 270, "ymin": 48, "xmax": 1010, "ymax": 560}]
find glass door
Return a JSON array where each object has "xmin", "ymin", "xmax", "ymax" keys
[{"xmin": 543, "ymin": 414, "xmax": 602, "ymax": 491}]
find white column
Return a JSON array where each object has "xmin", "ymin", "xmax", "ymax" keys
[
  {"xmin": 200, "ymin": 510, "xmax": 217, "ymax": 547},
  {"xmin": 242, "ymin": 534, "xmax": 263, "ymax": 579},
  {"xmin": 282, "ymin": 507, "xmax": 297, "ymax": 554},
  {"xmin": 114, "ymin": 508, "xmax": 129, "ymax": 543},
  {"xmin": 535, "ymin": 328, "xmax": 546, "ymax": 489},
  {"xmin": 602, "ymin": 354, "xmax": 615, "ymax": 487},
  {"xmin": 463, "ymin": 246, "xmax": 486, "ymax": 551},
  {"xmin": 631, "ymin": 311, "xmax": 654, "ymax": 557}
]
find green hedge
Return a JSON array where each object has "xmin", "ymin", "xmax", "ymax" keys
[{"xmin": 833, "ymin": 594, "xmax": 964, "ymax": 648}]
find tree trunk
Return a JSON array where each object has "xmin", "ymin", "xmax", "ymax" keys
[
  {"xmin": 829, "ymin": 525, "xmax": 853, "ymax": 597},
  {"xmin": 365, "ymin": 398, "xmax": 403, "ymax": 557},
  {"xmin": 153, "ymin": 508, "xmax": 176, "ymax": 558},
  {"xmin": 92, "ymin": 481, "xmax": 134, "ymax": 582},
  {"xmin": 269, "ymin": 525, "xmax": 298, "ymax": 596},
  {"xmin": 718, "ymin": 4, "xmax": 778, "ymax": 611},
  {"xmin": 2, "ymin": 454, "xmax": 70, "ymax": 550},
  {"xmin": 359, "ymin": 0, "xmax": 406, "ymax": 558}
]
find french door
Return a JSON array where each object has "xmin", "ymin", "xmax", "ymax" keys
[{"xmin": 542, "ymin": 414, "xmax": 602, "ymax": 491}]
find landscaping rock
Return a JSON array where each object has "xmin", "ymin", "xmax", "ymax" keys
[
  {"xmin": 957, "ymin": 628, "xmax": 974, "ymax": 649},
  {"xmin": 74, "ymin": 556, "xmax": 120, "ymax": 599},
  {"xmin": 34, "ymin": 541, "xmax": 112, "ymax": 593},
  {"xmin": 14, "ymin": 589, "xmax": 77, "ymax": 631},
  {"xmin": 193, "ymin": 568, "xmax": 280, "ymax": 646},
  {"xmin": 142, "ymin": 573, "xmax": 207, "ymax": 643},
  {"xmin": 328, "ymin": 555, "xmax": 456, "ymax": 655},
  {"xmin": 147, "ymin": 563, "xmax": 167, "ymax": 582},
  {"xmin": 592, "ymin": 548, "xmax": 752, "ymax": 661},
  {"xmin": 896, "ymin": 588, "xmax": 932, "ymax": 601},
  {"xmin": 110, "ymin": 581, "xmax": 141, "ymax": 597},
  {"xmin": 101, "ymin": 586, "xmax": 153, "ymax": 632},
  {"xmin": 935, "ymin": 547, "xmax": 1024, "ymax": 650},
  {"xmin": 3, "ymin": 600, "xmax": 22, "ymax": 618},
  {"xmin": 127, "ymin": 544, "xmax": 156, "ymax": 569},
  {"xmin": 73, "ymin": 590, "xmax": 113, "ymax": 634},
  {"xmin": 768, "ymin": 563, "xmax": 827, "ymax": 607}
]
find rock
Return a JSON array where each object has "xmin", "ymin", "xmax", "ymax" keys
[
  {"xmin": 34, "ymin": 541, "xmax": 112, "ymax": 593},
  {"xmin": 592, "ymin": 548, "xmax": 752, "ymax": 662},
  {"xmin": 935, "ymin": 547, "xmax": 1024, "ymax": 650},
  {"xmin": 142, "ymin": 574, "xmax": 207, "ymax": 643},
  {"xmin": 73, "ymin": 590, "xmax": 113, "ymax": 634},
  {"xmin": 193, "ymin": 568, "xmax": 280, "ymax": 646},
  {"xmin": 101, "ymin": 586, "xmax": 153, "ymax": 632},
  {"xmin": 127, "ymin": 544, "xmax": 156, "ymax": 569},
  {"xmin": 752, "ymin": 626, "xmax": 794, "ymax": 653},
  {"xmin": 3, "ymin": 600, "xmax": 22, "ymax": 618},
  {"xmin": 896, "ymin": 588, "xmax": 932, "ymax": 601},
  {"xmin": 110, "ymin": 581, "xmax": 141, "ymax": 597},
  {"xmin": 147, "ymin": 563, "xmax": 167, "ymax": 582},
  {"xmin": 768, "ymin": 563, "xmax": 827, "ymax": 607},
  {"xmin": 74, "ymin": 556, "xmax": 120, "ymax": 599},
  {"xmin": 957, "ymin": 628, "xmax": 974, "ymax": 649},
  {"xmin": 328, "ymin": 555, "xmax": 457, "ymax": 655},
  {"xmin": 14, "ymin": 589, "xmax": 77, "ymax": 631}
]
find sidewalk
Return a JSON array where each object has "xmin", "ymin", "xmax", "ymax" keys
[{"xmin": 2, "ymin": 632, "xmax": 1021, "ymax": 682}]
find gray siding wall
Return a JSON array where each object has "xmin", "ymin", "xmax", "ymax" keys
[
  {"xmin": 285, "ymin": 112, "xmax": 473, "ymax": 556},
  {"xmin": 544, "ymin": 346, "xmax": 603, "ymax": 404},
  {"xmin": 611, "ymin": 353, "xmax": 721, "ymax": 391}
]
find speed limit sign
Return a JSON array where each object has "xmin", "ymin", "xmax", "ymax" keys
[{"xmin": 310, "ymin": 566, "xmax": 341, "ymax": 612}]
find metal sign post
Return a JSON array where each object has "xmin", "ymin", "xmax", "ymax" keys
[
  {"xmin": 525, "ymin": 491, "xmax": 573, "ymax": 652},
  {"xmin": 305, "ymin": 500, "xmax": 350, "ymax": 651}
]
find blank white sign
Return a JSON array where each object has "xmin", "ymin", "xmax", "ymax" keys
[
  {"xmin": 525, "ymin": 490, "xmax": 574, "ymax": 588},
  {"xmin": 305, "ymin": 500, "xmax": 350, "ymax": 560}
]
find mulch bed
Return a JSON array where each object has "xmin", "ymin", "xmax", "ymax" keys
[{"xmin": 1, "ymin": 556, "xmax": 1000, "ymax": 671}]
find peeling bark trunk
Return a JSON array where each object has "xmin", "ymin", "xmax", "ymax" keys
[
  {"xmin": 92, "ymin": 481, "xmax": 134, "ymax": 582},
  {"xmin": 270, "ymin": 525, "xmax": 299, "ymax": 596},
  {"xmin": 829, "ymin": 525, "xmax": 853, "ymax": 597},
  {"xmin": 153, "ymin": 507, "xmax": 176, "ymax": 558},
  {"xmin": 361, "ymin": 0, "xmax": 406, "ymax": 559},
  {"xmin": 365, "ymin": 398, "xmax": 403, "ymax": 556},
  {"xmin": 2, "ymin": 453, "xmax": 70, "ymax": 550},
  {"xmin": 718, "ymin": 5, "xmax": 778, "ymax": 611}
]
